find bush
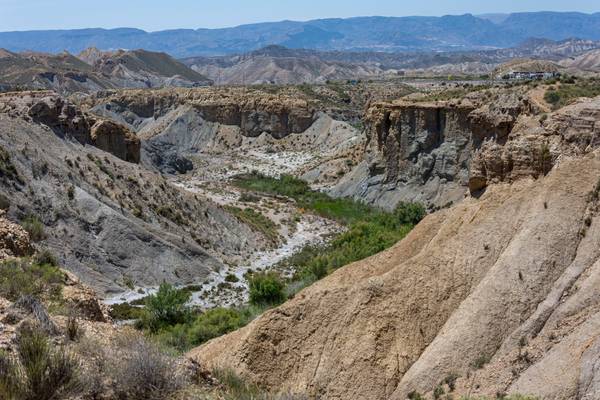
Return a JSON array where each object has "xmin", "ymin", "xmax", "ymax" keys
[
  {"xmin": 20, "ymin": 215, "xmax": 46, "ymax": 242},
  {"xmin": 111, "ymin": 335, "xmax": 184, "ymax": 400},
  {"xmin": 141, "ymin": 283, "xmax": 191, "ymax": 332},
  {"xmin": 109, "ymin": 302, "xmax": 144, "ymax": 321},
  {"xmin": 0, "ymin": 325, "xmax": 80, "ymax": 400},
  {"xmin": 66, "ymin": 311, "xmax": 83, "ymax": 342},
  {"xmin": 0, "ymin": 259, "xmax": 64, "ymax": 302},
  {"xmin": 248, "ymin": 272, "xmax": 285, "ymax": 306},
  {"xmin": 154, "ymin": 305, "xmax": 268, "ymax": 353},
  {"xmin": 34, "ymin": 249, "xmax": 58, "ymax": 267},
  {"xmin": 0, "ymin": 145, "xmax": 23, "ymax": 185}
]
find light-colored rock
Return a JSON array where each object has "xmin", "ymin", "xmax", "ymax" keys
[{"xmin": 189, "ymin": 100, "xmax": 600, "ymax": 400}]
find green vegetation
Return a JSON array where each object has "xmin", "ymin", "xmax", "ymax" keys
[
  {"xmin": 113, "ymin": 283, "xmax": 270, "ymax": 353},
  {"xmin": 233, "ymin": 172, "xmax": 424, "ymax": 225},
  {"xmin": 0, "ymin": 258, "xmax": 64, "ymax": 302},
  {"xmin": 20, "ymin": 215, "xmax": 45, "ymax": 242},
  {"xmin": 212, "ymin": 368, "xmax": 276, "ymax": 400},
  {"xmin": 544, "ymin": 78, "xmax": 600, "ymax": 109},
  {"xmin": 139, "ymin": 283, "xmax": 192, "ymax": 333},
  {"xmin": 225, "ymin": 205, "xmax": 280, "ymax": 242},
  {"xmin": 248, "ymin": 272, "xmax": 285, "ymax": 306},
  {"xmin": 0, "ymin": 325, "xmax": 79, "ymax": 400},
  {"xmin": 233, "ymin": 173, "xmax": 425, "ymax": 293},
  {"xmin": 155, "ymin": 306, "xmax": 265, "ymax": 352}
]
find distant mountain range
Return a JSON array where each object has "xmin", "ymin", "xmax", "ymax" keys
[
  {"xmin": 0, "ymin": 48, "xmax": 211, "ymax": 94},
  {"xmin": 1, "ymin": 12, "xmax": 600, "ymax": 57}
]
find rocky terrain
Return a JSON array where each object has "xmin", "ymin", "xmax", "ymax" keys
[
  {"xmin": 190, "ymin": 94, "xmax": 600, "ymax": 400},
  {"xmin": 0, "ymin": 91, "xmax": 272, "ymax": 296},
  {"xmin": 0, "ymin": 47, "xmax": 211, "ymax": 94},
  {"xmin": 1, "ymin": 55, "xmax": 600, "ymax": 400}
]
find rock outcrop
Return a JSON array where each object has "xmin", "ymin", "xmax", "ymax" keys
[
  {"xmin": 89, "ymin": 88, "xmax": 316, "ymax": 139},
  {"xmin": 332, "ymin": 89, "xmax": 535, "ymax": 209},
  {"xmin": 190, "ymin": 97, "xmax": 600, "ymax": 400},
  {"xmin": 0, "ymin": 210, "xmax": 31, "ymax": 260},
  {"xmin": 470, "ymin": 97, "xmax": 600, "ymax": 192},
  {"xmin": 0, "ymin": 92, "xmax": 140, "ymax": 163}
]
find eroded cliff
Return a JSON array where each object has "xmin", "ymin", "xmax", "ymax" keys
[
  {"xmin": 332, "ymin": 89, "xmax": 536, "ymax": 209},
  {"xmin": 190, "ymin": 96, "xmax": 600, "ymax": 400}
]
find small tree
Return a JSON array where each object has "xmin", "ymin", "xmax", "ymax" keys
[
  {"xmin": 248, "ymin": 272, "xmax": 285, "ymax": 306},
  {"xmin": 142, "ymin": 283, "xmax": 191, "ymax": 332}
]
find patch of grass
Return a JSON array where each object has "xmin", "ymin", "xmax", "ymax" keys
[
  {"xmin": 233, "ymin": 172, "xmax": 377, "ymax": 224},
  {"xmin": 471, "ymin": 353, "xmax": 491, "ymax": 370},
  {"xmin": 544, "ymin": 78, "xmax": 600, "ymax": 109},
  {"xmin": 225, "ymin": 205, "xmax": 280, "ymax": 243},
  {"xmin": 21, "ymin": 214, "xmax": 46, "ymax": 242},
  {"xmin": 0, "ymin": 258, "xmax": 65, "ymax": 302}
]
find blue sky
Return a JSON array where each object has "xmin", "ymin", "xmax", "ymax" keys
[{"xmin": 0, "ymin": 0, "xmax": 598, "ymax": 31}]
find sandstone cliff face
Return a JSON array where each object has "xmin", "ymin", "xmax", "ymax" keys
[
  {"xmin": 190, "ymin": 97, "xmax": 600, "ymax": 400},
  {"xmin": 0, "ymin": 92, "xmax": 140, "ymax": 163},
  {"xmin": 89, "ymin": 88, "xmax": 316, "ymax": 139},
  {"xmin": 332, "ymin": 90, "xmax": 533, "ymax": 209},
  {"xmin": 470, "ymin": 98, "xmax": 600, "ymax": 192},
  {"xmin": 85, "ymin": 88, "xmax": 317, "ymax": 173}
]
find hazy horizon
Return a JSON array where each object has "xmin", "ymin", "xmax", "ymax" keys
[{"xmin": 0, "ymin": 0, "xmax": 598, "ymax": 32}]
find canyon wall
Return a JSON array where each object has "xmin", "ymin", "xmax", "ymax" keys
[
  {"xmin": 190, "ymin": 96, "xmax": 600, "ymax": 400},
  {"xmin": 332, "ymin": 90, "xmax": 534, "ymax": 209}
]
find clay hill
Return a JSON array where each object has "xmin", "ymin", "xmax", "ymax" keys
[
  {"xmin": 189, "ymin": 95, "xmax": 600, "ymax": 399},
  {"xmin": 0, "ymin": 47, "xmax": 211, "ymax": 94}
]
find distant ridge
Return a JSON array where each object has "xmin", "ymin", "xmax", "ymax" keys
[{"xmin": 1, "ymin": 12, "xmax": 600, "ymax": 57}]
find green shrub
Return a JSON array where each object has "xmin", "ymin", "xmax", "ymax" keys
[
  {"xmin": 543, "ymin": 79, "xmax": 600, "ymax": 109},
  {"xmin": 248, "ymin": 272, "xmax": 285, "ymax": 306},
  {"xmin": 154, "ymin": 305, "xmax": 266, "ymax": 352},
  {"xmin": 109, "ymin": 303, "xmax": 144, "ymax": 321},
  {"xmin": 141, "ymin": 283, "xmax": 191, "ymax": 332},
  {"xmin": 34, "ymin": 250, "xmax": 58, "ymax": 267},
  {"xmin": 0, "ymin": 259, "xmax": 64, "ymax": 302},
  {"xmin": 21, "ymin": 215, "xmax": 45, "ymax": 242},
  {"xmin": 0, "ymin": 325, "xmax": 80, "ymax": 400}
]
